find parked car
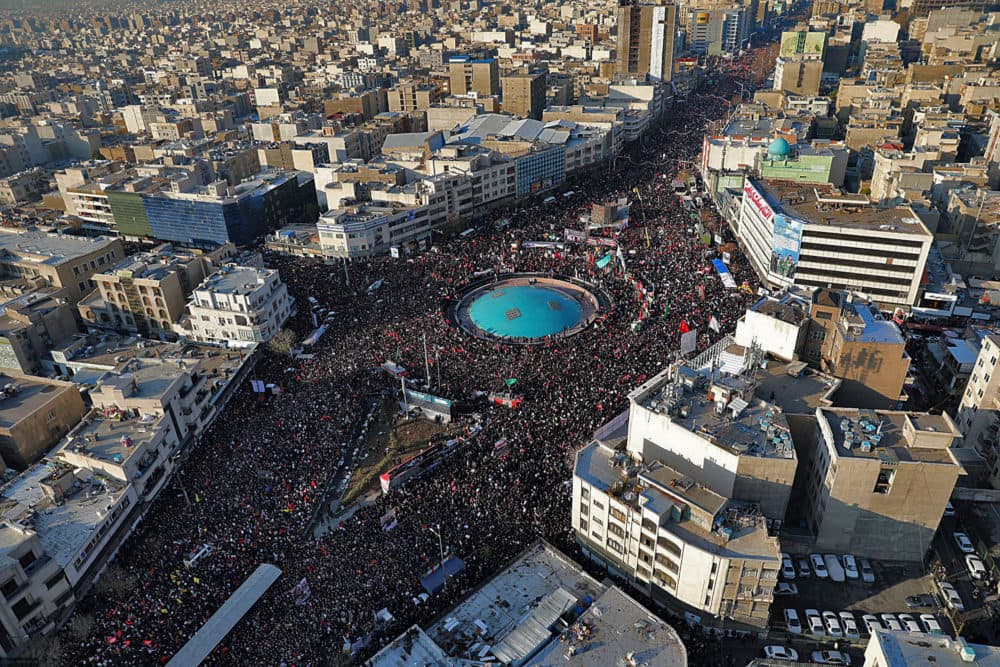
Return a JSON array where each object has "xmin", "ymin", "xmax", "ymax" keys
[
  {"xmin": 920, "ymin": 614, "xmax": 943, "ymax": 635},
  {"xmin": 782, "ymin": 553, "xmax": 796, "ymax": 580},
  {"xmin": 823, "ymin": 610, "xmax": 843, "ymax": 637},
  {"xmin": 797, "ymin": 557, "xmax": 812, "ymax": 578},
  {"xmin": 825, "ymin": 554, "xmax": 846, "ymax": 583},
  {"xmin": 862, "ymin": 614, "xmax": 882, "ymax": 635},
  {"xmin": 763, "ymin": 646, "xmax": 799, "ymax": 662},
  {"xmin": 966, "ymin": 554, "xmax": 988, "ymax": 580},
  {"xmin": 805, "ymin": 609, "xmax": 825, "ymax": 636},
  {"xmin": 881, "ymin": 614, "xmax": 903, "ymax": 632},
  {"xmin": 905, "ymin": 594, "xmax": 937, "ymax": 608},
  {"xmin": 898, "ymin": 614, "xmax": 922, "ymax": 633},
  {"xmin": 811, "ymin": 553, "xmax": 829, "ymax": 578},
  {"xmin": 938, "ymin": 581, "xmax": 965, "ymax": 612},
  {"xmin": 954, "ymin": 532, "xmax": 975, "ymax": 554},
  {"xmin": 840, "ymin": 611, "xmax": 860, "ymax": 639},
  {"xmin": 812, "ymin": 650, "xmax": 852, "ymax": 665},
  {"xmin": 843, "ymin": 555, "xmax": 860, "ymax": 579},
  {"xmin": 944, "ymin": 501, "xmax": 956, "ymax": 517},
  {"xmin": 860, "ymin": 559, "xmax": 876, "ymax": 584},
  {"xmin": 774, "ymin": 583, "xmax": 799, "ymax": 596},
  {"xmin": 784, "ymin": 608, "xmax": 803, "ymax": 634}
]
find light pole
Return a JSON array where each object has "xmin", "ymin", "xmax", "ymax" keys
[{"xmin": 428, "ymin": 524, "xmax": 447, "ymax": 590}]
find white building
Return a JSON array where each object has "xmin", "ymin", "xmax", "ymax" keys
[
  {"xmin": 734, "ymin": 293, "xmax": 810, "ymax": 362},
  {"xmin": 736, "ymin": 178, "xmax": 933, "ymax": 308},
  {"xmin": 185, "ymin": 265, "xmax": 294, "ymax": 347},
  {"xmin": 863, "ymin": 630, "xmax": 997, "ymax": 667},
  {"xmin": 956, "ymin": 333, "xmax": 1000, "ymax": 478},
  {"xmin": 572, "ymin": 351, "xmax": 796, "ymax": 631}
]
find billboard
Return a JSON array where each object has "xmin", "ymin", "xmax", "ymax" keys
[
  {"xmin": 742, "ymin": 180, "xmax": 774, "ymax": 223},
  {"xmin": 770, "ymin": 213, "xmax": 804, "ymax": 280}
]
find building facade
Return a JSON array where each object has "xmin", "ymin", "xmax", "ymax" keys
[{"xmin": 184, "ymin": 265, "xmax": 294, "ymax": 346}]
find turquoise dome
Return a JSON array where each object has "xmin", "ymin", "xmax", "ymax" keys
[{"xmin": 767, "ymin": 137, "xmax": 791, "ymax": 157}]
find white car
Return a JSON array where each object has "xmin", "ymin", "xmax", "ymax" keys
[
  {"xmin": 774, "ymin": 582, "xmax": 799, "ymax": 596},
  {"xmin": 812, "ymin": 650, "xmax": 852, "ymax": 665},
  {"xmin": 881, "ymin": 613, "xmax": 903, "ymax": 632},
  {"xmin": 954, "ymin": 532, "xmax": 975, "ymax": 554},
  {"xmin": 898, "ymin": 614, "xmax": 922, "ymax": 633},
  {"xmin": 823, "ymin": 610, "xmax": 843, "ymax": 637},
  {"xmin": 860, "ymin": 559, "xmax": 876, "ymax": 584},
  {"xmin": 782, "ymin": 559, "xmax": 796, "ymax": 580},
  {"xmin": 862, "ymin": 614, "xmax": 882, "ymax": 635},
  {"xmin": 966, "ymin": 554, "xmax": 988, "ymax": 579},
  {"xmin": 843, "ymin": 555, "xmax": 860, "ymax": 579},
  {"xmin": 763, "ymin": 646, "xmax": 799, "ymax": 662},
  {"xmin": 840, "ymin": 611, "xmax": 860, "ymax": 639},
  {"xmin": 805, "ymin": 609, "xmax": 825, "ymax": 636},
  {"xmin": 939, "ymin": 581, "xmax": 966, "ymax": 612},
  {"xmin": 784, "ymin": 608, "xmax": 803, "ymax": 634},
  {"xmin": 920, "ymin": 614, "xmax": 943, "ymax": 635},
  {"xmin": 797, "ymin": 557, "xmax": 812, "ymax": 578},
  {"xmin": 811, "ymin": 553, "xmax": 830, "ymax": 578},
  {"xmin": 944, "ymin": 501, "xmax": 956, "ymax": 517}
]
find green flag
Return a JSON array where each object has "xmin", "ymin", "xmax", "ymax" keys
[
  {"xmin": 663, "ymin": 302, "xmax": 670, "ymax": 319},
  {"xmin": 505, "ymin": 378, "xmax": 517, "ymax": 387}
]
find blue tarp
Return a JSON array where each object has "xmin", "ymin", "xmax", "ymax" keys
[
  {"xmin": 420, "ymin": 556, "xmax": 465, "ymax": 595},
  {"xmin": 712, "ymin": 259, "xmax": 737, "ymax": 289}
]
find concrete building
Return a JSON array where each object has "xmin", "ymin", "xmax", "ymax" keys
[
  {"xmin": 0, "ymin": 374, "xmax": 86, "ymax": 470},
  {"xmin": 863, "ymin": 630, "xmax": 999, "ymax": 666},
  {"xmin": 736, "ymin": 177, "xmax": 933, "ymax": 308},
  {"xmin": 956, "ymin": 333, "xmax": 1000, "ymax": 480},
  {"xmin": 0, "ymin": 289, "xmax": 79, "ymax": 376},
  {"xmin": 448, "ymin": 56, "xmax": 500, "ymax": 97},
  {"xmin": 803, "ymin": 407, "xmax": 964, "ymax": 560},
  {"xmin": 369, "ymin": 540, "xmax": 688, "ymax": 667},
  {"xmin": 184, "ymin": 265, "xmax": 294, "ymax": 347},
  {"xmin": 615, "ymin": 1, "xmax": 677, "ymax": 82},
  {"xmin": 772, "ymin": 58, "xmax": 823, "ymax": 96},
  {"xmin": 78, "ymin": 244, "xmax": 231, "ymax": 340},
  {"xmin": 0, "ymin": 230, "xmax": 124, "ymax": 305},
  {"xmin": 502, "ymin": 72, "xmax": 547, "ymax": 121},
  {"xmin": 386, "ymin": 83, "xmax": 442, "ymax": 113},
  {"xmin": 573, "ymin": 348, "xmax": 797, "ymax": 631}
]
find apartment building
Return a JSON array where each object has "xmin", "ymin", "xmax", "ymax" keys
[
  {"xmin": 79, "ymin": 244, "xmax": 230, "ymax": 340},
  {"xmin": 387, "ymin": 83, "xmax": 442, "ymax": 113},
  {"xmin": 0, "ymin": 230, "xmax": 125, "ymax": 305},
  {"xmin": 184, "ymin": 265, "xmax": 294, "ymax": 347},
  {"xmin": 448, "ymin": 56, "xmax": 500, "ymax": 97},
  {"xmin": 0, "ymin": 374, "xmax": 86, "ymax": 470},
  {"xmin": 736, "ymin": 178, "xmax": 932, "ymax": 308},
  {"xmin": 803, "ymin": 407, "xmax": 964, "ymax": 560},
  {"xmin": 502, "ymin": 72, "xmax": 547, "ymax": 121},
  {"xmin": 615, "ymin": 0, "xmax": 677, "ymax": 82},
  {"xmin": 956, "ymin": 333, "xmax": 1000, "ymax": 477},
  {"xmin": 573, "ymin": 352, "xmax": 797, "ymax": 630},
  {"xmin": 0, "ymin": 289, "xmax": 79, "ymax": 376}
]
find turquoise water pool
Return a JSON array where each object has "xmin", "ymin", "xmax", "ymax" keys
[{"xmin": 468, "ymin": 285, "xmax": 584, "ymax": 339}]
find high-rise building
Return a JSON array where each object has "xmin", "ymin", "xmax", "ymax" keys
[
  {"xmin": 501, "ymin": 72, "xmax": 547, "ymax": 120},
  {"xmin": 448, "ymin": 56, "xmax": 500, "ymax": 97},
  {"xmin": 615, "ymin": 0, "xmax": 677, "ymax": 83}
]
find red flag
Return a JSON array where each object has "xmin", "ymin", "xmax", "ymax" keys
[{"xmin": 679, "ymin": 321, "xmax": 690, "ymax": 334}]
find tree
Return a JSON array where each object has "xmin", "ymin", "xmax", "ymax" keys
[
  {"xmin": 95, "ymin": 563, "xmax": 138, "ymax": 599},
  {"xmin": 67, "ymin": 613, "xmax": 95, "ymax": 641},
  {"xmin": 267, "ymin": 328, "xmax": 297, "ymax": 356},
  {"xmin": 23, "ymin": 634, "xmax": 63, "ymax": 667}
]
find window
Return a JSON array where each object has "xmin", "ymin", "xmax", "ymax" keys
[
  {"xmin": 17, "ymin": 551, "xmax": 35, "ymax": 569},
  {"xmin": 1, "ymin": 579, "xmax": 17, "ymax": 597},
  {"xmin": 592, "ymin": 517, "xmax": 603, "ymax": 527},
  {"xmin": 579, "ymin": 504, "xmax": 588, "ymax": 517},
  {"xmin": 11, "ymin": 598, "xmax": 32, "ymax": 620},
  {"xmin": 606, "ymin": 538, "xmax": 624, "ymax": 554},
  {"xmin": 592, "ymin": 500, "xmax": 603, "ymax": 511},
  {"xmin": 44, "ymin": 572, "xmax": 65, "ymax": 590},
  {"xmin": 610, "ymin": 508, "xmax": 627, "ymax": 523},
  {"xmin": 608, "ymin": 523, "xmax": 625, "ymax": 539}
]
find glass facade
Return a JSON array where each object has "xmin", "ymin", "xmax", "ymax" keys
[{"xmin": 515, "ymin": 147, "xmax": 566, "ymax": 197}]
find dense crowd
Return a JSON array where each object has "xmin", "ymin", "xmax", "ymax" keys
[{"xmin": 62, "ymin": 65, "xmax": 761, "ymax": 666}]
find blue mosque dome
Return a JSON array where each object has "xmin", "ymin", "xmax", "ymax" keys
[{"xmin": 767, "ymin": 137, "xmax": 791, "ymax": 157}]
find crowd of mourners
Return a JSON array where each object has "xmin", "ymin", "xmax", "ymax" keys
[{"xmin": 63, "ymin": 63, "xmax": 762, "ymax": 667}]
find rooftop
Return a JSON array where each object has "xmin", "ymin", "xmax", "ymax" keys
[
  {"xmin": 753, "ymin": 362, "xmax": 840, "ymax": 415},
  {"xmin": 871, "ymin": 630, "xmax": 1000, "ymax": 666},
  {"xmin": 631, "ymin": 366, "xmax": 797, "ymax": 460},
  {"xmin": 195, "ymin": 265, "xmax": 272, "ymax": 296},
  {"xmin": 57, "ymin": 408, "xmax": 162, "ymax": 467},
  {"xmin": 837, "ymin": 299, "xmax": 906, "ymax": 345},
  {"xmin": 755, "ymin": 178, "xmax": 932, "ymax": 235},
  {"xmin": 0, "ymin": 463, "xmax": 128, "ymax": 568},
  {"xmin": 0, "ymin": 229, "xmax": 116, "ymax": 265},
  {"xmin": 425, "ymin": 541, "xmax": 606, "ymax": 664},
  {"xmin": 820, "ymin": 407, "xmax": 962, "ymax": 465},
  {"xmin": 0, "ymin": 375, "xmax": 73, "ymax": 430}
]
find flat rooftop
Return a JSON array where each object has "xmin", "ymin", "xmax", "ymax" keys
[
  {"xmin": 871, "ymin": 630, "xmax": 1000, "ymax": 666},
  {"xmin": 196, "ymin": 266, "xmax": 271, "ymax": 296},
  {"xmin": 425, "ymin": 541, "xmax": 607, "ymax": 664},
  {"xmin": 838, "ymin": 301, "xmax": 906, "ymax": 345},
  {"xmin": 0, "ymin": 376, "xmax": 71, "ymax": 430},
  {"xmin": 635, "ymin": 370, "xmax": 796, "ymax": 460},
  {"xmin": 756, "ymin": 178, "xmax": 932, "ymax": 235},
  {"xmin": 524, "ymin": 586, "xmax": 687, "ymax": 667},
  {"xmin": 820, "ymin": 408, "xmax": 961, "ymax": 465},
  {"xmin": 59, "ymin": 409, "xmax": 162, "ymax": 467},
  {"xmin": 0, "ymin": 229, "xmax": 116, "ymax": 264},
  {"xmin": 0, "ymin": 464, "xmax": 128, "ymax": 568},
  {"xmin": 753, "ymin": 363, "xmax": 840, "ymax": 415}
]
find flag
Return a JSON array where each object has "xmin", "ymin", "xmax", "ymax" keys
[
  {"xmin": 709, "ymin": 316, "xmax": 721, "ymax": 333},
  {"xmin": 505, "ymin": 378, "xmax": 517, "ymax": 387},
  {"xmin": 663, "ymin": 301, "xmax": 670, "ymax": 318},
  {"xmin": 679, "ymin": 321, "xmax": 690, "ymax": 334}
]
